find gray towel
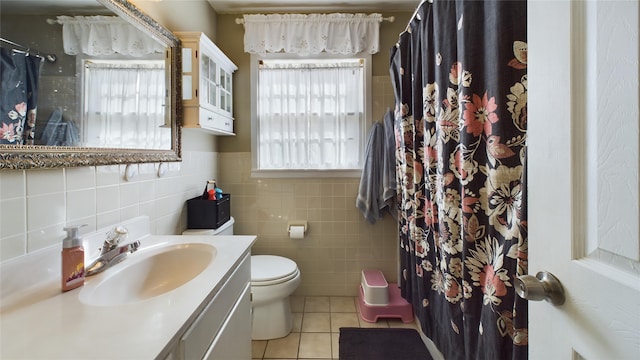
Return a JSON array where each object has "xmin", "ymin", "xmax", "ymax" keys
[
  {"xmin": 356, "ymin": 121, "xmax": 385, "ymax": 223},
  {"xmin": 40, "ymin": 107, "xmax": 80, "ymax": 146},
  {"xmin": 382, "ymin": 109, "xmax": 398, "ymax": 220},
  {"xmin": 356, "ymin": 110, "xmax": 398, "ymax": 223}
]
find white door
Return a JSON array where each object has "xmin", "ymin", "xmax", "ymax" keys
[{"xmin": 528, "ymin": 0, "xmax": 640, "ymax": 359}]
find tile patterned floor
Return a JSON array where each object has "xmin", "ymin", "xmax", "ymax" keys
[{"xmin": 251, "ymin": 296, "xmax": 419, "ymax": 360}]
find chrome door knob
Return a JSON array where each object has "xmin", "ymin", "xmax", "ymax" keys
[{"xmin": 515, "ymin": 271, "xmax": 566, "ymax": 306}]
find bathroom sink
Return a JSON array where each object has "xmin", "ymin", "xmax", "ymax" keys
[{"xmin": 79, "ymin": 243, "xmax": 216, "ymax": 306}]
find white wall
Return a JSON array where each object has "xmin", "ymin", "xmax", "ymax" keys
[{"xmin": 0, "ymin": 133, "xmax": 218, "ymax": 262}]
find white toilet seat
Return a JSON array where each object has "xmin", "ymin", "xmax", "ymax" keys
[
  {"xmin": 251, "ymin": 255, "xmax": 299, "ymax": 286},
  {"xmin": 252, "ymin": 268, "xmax": 300, "ymax": 286}
]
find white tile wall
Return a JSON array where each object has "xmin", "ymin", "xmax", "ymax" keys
[
  {"xmin": 65, "ymin": 167, "xmax": 97, "ymax": 190},
  {"xmin": 0, "ymin": 149, "xmax": 219, "ymax": 263}
]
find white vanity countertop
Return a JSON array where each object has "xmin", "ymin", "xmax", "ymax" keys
[{"xmin": 0, "ymin": 233, "xmax": 256, "ymax": 359}]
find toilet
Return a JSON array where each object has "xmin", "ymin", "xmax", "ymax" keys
[{"xmin": 182, "ymin": 217, "xmax": 301, "ymax": 340}]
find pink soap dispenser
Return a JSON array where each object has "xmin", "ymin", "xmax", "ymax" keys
[{"xmin": 61, "ymin": 224, "xmax": 87, "ymax": 292}]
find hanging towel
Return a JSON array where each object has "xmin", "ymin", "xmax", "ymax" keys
[
  {"xmin": 357, "ymin": 121, "xmax": 385, "ymax": 223},
  {"xmin": 382, "ymin": 109, "xmax": 398, "ymax": 220},
  {"xmin": 356, "ymin": 109, "xmax": 398, "ymax": 223},
  {"xmin": 357, "ymin": 109, "xmax": 398, "ymax": 223},
  {"xmin": 40, "ymin": 107, "xmax": 80, "ymax": 146}
]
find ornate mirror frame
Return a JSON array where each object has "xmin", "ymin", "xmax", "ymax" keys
[{"xmin": 0, "ymin": 0, "xmax": 182, "ymax": 170}]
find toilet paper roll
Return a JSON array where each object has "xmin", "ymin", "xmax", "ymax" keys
[{"xmin": 289, "ymin": 226, "xmax": 305, "ymax": 239}]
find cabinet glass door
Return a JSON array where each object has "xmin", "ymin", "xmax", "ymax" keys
[
  {"xmin": 219, "ymin": 69, "xmax": 232, "ymax": 113},
  {"xmin": 201, "ymin": 54, "xmax": 218, "ymax": 108}
]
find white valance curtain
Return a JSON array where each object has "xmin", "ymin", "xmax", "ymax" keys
[
  {"xmin": 242, "ymin": 13, "xmax": 382, "ymax": 54},
  {"xmin": 56, "ymin": 16, "xmax": 165, "ymax": 56}
]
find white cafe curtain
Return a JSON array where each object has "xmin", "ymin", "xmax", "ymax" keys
[
  {"xmin": 242, "ymin": 13, "xmax": 382, "ymax": 55},
  {"xmin": 56, "ymin": 16, "xmax": 165, "ymax": 56},
  {"xmin": 84, "ymin": 61, "xmax": 170, "ymax": 149},
  {"xmin": 257, "ymin": 60, "xmax": 365, "ymax": 170}
]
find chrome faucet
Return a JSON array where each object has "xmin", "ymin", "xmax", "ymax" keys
[{"xmin": 86, "ymin": 226, "xmax": 140, "ymax": 276}]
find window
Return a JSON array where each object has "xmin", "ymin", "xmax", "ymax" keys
[
  {"xmin": 82, "ymin": 59, "xmax": 170, "ymax": 149},
  {"xmin": 252, "ymin": 55, "xmax": 370, "ymax": 176}
]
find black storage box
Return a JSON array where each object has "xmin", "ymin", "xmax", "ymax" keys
[{"xmin": 186, "ymin": 193, "xmax": 231, "ymax": 229}]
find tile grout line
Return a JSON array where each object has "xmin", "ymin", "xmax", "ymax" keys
[{"xmin": 257, "ymin": 296, "xmax": 387, "ymax": 359}]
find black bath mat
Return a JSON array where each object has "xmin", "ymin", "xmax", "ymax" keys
[{"xmin": 339, "ymin": 327, "xmax": 433, "ymax": 360}]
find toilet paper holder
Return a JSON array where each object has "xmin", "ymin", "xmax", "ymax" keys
[{"xmin": 287, "ymin": 221, "xmax": 308, "ymax": 233}]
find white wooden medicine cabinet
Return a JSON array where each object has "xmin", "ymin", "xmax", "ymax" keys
[{"xmin": 176, "ymin": 32, "xmax": 237, "ymax": 135}]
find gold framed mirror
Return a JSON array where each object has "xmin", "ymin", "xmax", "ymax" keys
[{"xmin": 0, "ymin": 0, "xmax": 181, "ymax": 170}]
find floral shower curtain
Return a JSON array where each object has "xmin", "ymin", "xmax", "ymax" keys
[
  {"xmin": 391, "ymin": 1, "xmax": 528, "ymax": 359},
  {"xmin": 0, "ymin": 48, "xmax": 43, "ymax": 145}
]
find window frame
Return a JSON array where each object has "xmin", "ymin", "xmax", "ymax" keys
[{"xmin": 250, "ymin": 52, "xmax": 372, "ymax": 178}]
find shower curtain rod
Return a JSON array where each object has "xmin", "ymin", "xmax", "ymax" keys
[
  {"xmin": 0, "ymin": 37, "xmax": 57, "ymax": 63},
  {"xmin": 234, "ymin": 15, "xmax": 395, "ymax": 24},
  {"xmin": 405, "ymin": 0, "xmax": 431, "ymax": 31},
  {"xmin": 395, "ymin": 0, "xmax": 432, "ymax": 48}
]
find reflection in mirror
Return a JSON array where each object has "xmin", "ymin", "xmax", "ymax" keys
[
  {"xmin": 81, "ymin": 58, "xmax": 171, "ymax": 149},
  {"xmin": 49, "ymin": 15, "xmax": 171, "ymax": 149},
  {"xmin": 0, "ymin": 0, "xmax": 181, "ymax": 170}
]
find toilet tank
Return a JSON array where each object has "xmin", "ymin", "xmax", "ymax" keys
[{"xmin": 182, "ymin": 217, "xmax": 235, "ymax": 236}]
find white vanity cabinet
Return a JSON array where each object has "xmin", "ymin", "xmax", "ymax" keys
[
  {"xmin": 0, "ymin": 216, "xmax": 256, "ymax": 360},
  {"xmin": 164, "ymin": 252, "xmax": 252, "ymax": 360},
  {"xmin": 176, "ymin": 32, "xmax": 237, "ymax": 135}
]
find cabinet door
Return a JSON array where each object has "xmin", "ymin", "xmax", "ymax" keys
[
  {"xmin": 204, "ymin": 284, "xmax": 252, "ymax": 360},
  {"xmin": 219, "ymin": 68, "xmax": 232, "ymax": 114},
  {"xmin": 179, "ymin": 255, "xmax": 250, "ymax": 359},
  {"xmin": 200, "ymin": 53, "xmax": 218, "ymax": 109}
]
